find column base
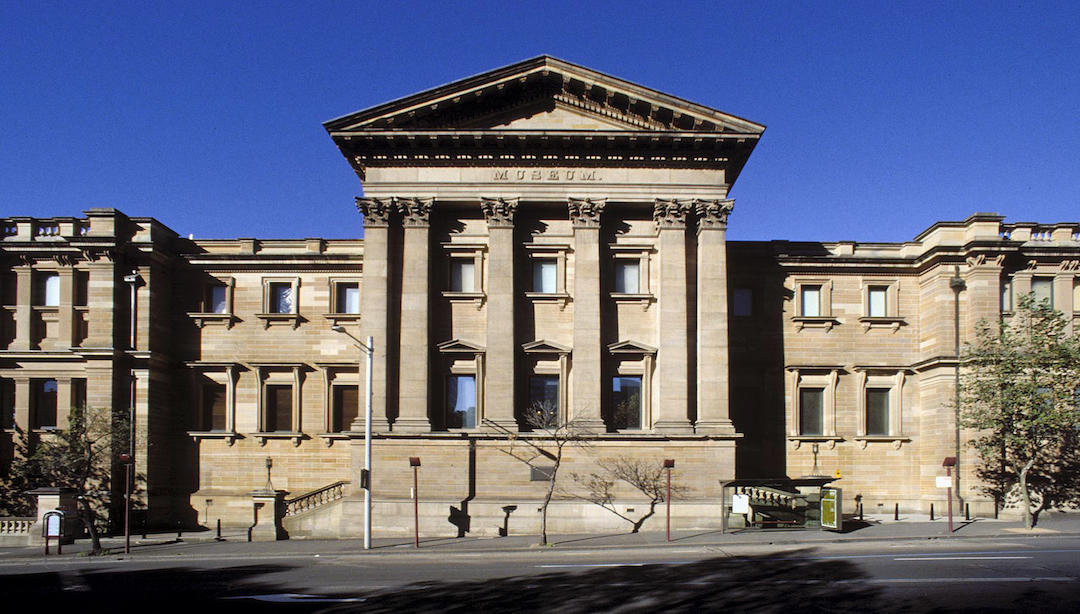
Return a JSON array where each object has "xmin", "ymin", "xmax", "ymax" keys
[
  {"xmin": 694, "ymin": 419, "xmax": 739, "ymax": 436},
  {"xmin": 652, "ymin": 419, "xmax": 694, "ymax": 434},
  {"xmin": 389, "ymin": 418, "xmax": 432, "ymax": 433},
  {"xmin": 349, "ymin": 417, "xmax": 391, "ymax": 433},
  {"xmin": 482, "ymin": 419, "xmax": 521, "ymax": 435}
]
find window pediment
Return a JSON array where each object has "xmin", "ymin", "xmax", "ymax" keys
[
  {"xmin": 608, "ymin": 340, "xmax": 657, "ymax": 355},
  {"xmin": 522, "ymin": 339, "xmax": 571, "ymax": 354},
  {"xmin": 437, "ymin": 339, "xmax": 486, "ymax": 354}
]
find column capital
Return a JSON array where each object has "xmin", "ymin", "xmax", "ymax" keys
[
  {"xmin": 568, "ymin": 198, "xmax": 605, "ymax": 228},
  {"xmin": 481, "ymin": 197, "xmax": 518, "ymax": 228},
  {"xmin": 653, "ymin": 199, "xmax": 692, "ymax": 229},
  {"xmin": 355, "ymin": 197, "xmax": 393, "ymax": 227},
  {"xmin": 396, "ymin": 197, "xmax": 433, "ymax": 227},
  {"xmin": 695, "ymin": 199, "xmax": 734, "ymax": 231}
]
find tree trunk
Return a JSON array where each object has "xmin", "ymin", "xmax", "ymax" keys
[
  {"xmin": 539, "ymin": 448, "xmax": 562, "ymax": 546},
  {"xmin": 1017, "ymin": 459, "xmax": 1037, "ymax": 529},
  {"xmin": 77, "ymin": 496, "xmax": 103, "ymax": 554}
]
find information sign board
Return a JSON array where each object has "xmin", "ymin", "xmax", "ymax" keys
[{"xmin": 732, "ymin": 494, "xmax": 750, "ymax": 514}]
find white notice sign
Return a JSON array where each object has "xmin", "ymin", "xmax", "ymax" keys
[
  {"xmin": 45, "ymin": 514, "xmax": 61, "ymax": 537},
  {"xmin": 936, "ymin": 476, "xmax": 952, "ymax": 488},
  {"xmin": 732, "ymin": 494, "xmax": 750, "ymax": 514}
]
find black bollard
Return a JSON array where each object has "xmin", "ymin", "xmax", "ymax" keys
[
  {"xmin": 859, "ymin": 503, "xmax": 864, "ymax": 521},
  {"xmin": 894, "ymin": 503, "xmax": 899, "ymax": 521},
  {"xmin": 216, "ymin": 518, "xmax": 222, "ymax": 541},
  {"xmin": 177, "ymin": 520, "xmax": 183, "ymax": 540},
  {"xmin": 930, "ymin": 503, "xmax": 935, "ymax": 521}
]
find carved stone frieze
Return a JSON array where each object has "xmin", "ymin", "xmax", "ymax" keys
[
  {"xmin": 653, "ymin": 199, "xmax": 692, "ymax": 229},
  {"xmin": 78, "ymin": 247, "xmax": 117, "ymax": 263},
  {"xmin": 695, "ymin": 199, "xmax": 734, "ymax": 231},
  {"xmin": 1060, "ymin": 259, "xmax": 1079, "ymax": 271},
  {"xmin": 481, "ymin": 197, "xmax": 518, "ymax": 228},
  {"xmin": 396, "ymin": 197, "xmax": 433, "ymax": 227},
  {"xmin": 355, "ymin": 197, "xmax": 393, "ymax": 227},
  {"xmin": 53, "ymin": 254, "xmax": 77, "ymax": 267},
  {"xmin": 567, "ymin": 198, "xmax": 605, "ymax": 228}
]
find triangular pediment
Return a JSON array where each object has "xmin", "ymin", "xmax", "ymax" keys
[
  {"xmin": 522, "ymin": 339, "xmax": 572, "ymax": 354},
  {"xmin": 437, "ymin": 339, "xmax": 485, "ymax": 353},
  {"xmin": 325, "ymin": 56, "xmax": 764, "ymax": 135},
  {"xmin": 608, "ymin": 340, "xmax": 658, "ymax": 355}
]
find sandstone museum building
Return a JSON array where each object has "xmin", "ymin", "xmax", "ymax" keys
[{"xmin": 3, "ymin": 57, "xmax": 1079, "ymax": 537}]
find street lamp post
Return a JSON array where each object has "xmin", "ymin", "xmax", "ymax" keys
[
  {"xmin": 122, "ymin": 270, "xmax": 141, "ymax": 549},
  {"xmin": 330, "ymin": 325, "xmax": 374, "ymax": 550},
  {"xmin": 949, "ymin": 266, "xmax": 966, "ymax": 512},
  {"xmin": 663, "ymin": 459, "xmax": 675, "ymax": 542}
]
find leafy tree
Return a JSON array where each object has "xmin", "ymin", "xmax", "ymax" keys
[
  {"xmin": 960, "ymin": 293, "xmax": 1080, "ymax": 529},
  {"xmin": 488, "ymin": 402, "xmax": 593, "ymax": 546},
  {"xmin": 0, "ymin": 405, "xmax": 132, "ymax": 553},
  {"xmin": 571, "ymin": 457, "xmax": 687, "ymax": 533}
]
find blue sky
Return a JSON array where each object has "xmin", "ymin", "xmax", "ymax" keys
[{"xmin": 3, "ymin": 1, "xmax": 1078, "ymax": 242}]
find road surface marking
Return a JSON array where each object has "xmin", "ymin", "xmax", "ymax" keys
[
  {"xmin": 536, "ymin": 563, "xmax": 647, "ymax": 569},
  {"xmin": 864, "ymin": 577, "xmax": 1073, "ymax": 584},
  {"xmin": 894, "ymin": 556, "xmax": 1032, "ymax": 561}
]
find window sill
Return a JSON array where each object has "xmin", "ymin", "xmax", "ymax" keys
[
  {"xmin": 524, "ymin": 291, "xmax": 571, "ymax": 310},
  {"xmin": 187, "ymin": 430, "xmax": 241, "ymax": 446},
  {"xmin": 853, "ymin": 435, "xmax": 910, "ymax": 450},
  {"xmin": 322, "ymin": 313, "xmax": 362, "ymax": 327},
  {"xmin": 787, "ymin": 435, "xmax": 844, "ymax": 449},
  {"xmin": 31, "ymin": 427, "xmax": 60, "ymax": 434},
  {"xmin": 317, "ymin": 432, "xmax": 353, "ymax": 447},
  {"xmin": 858, "ymin": 317, "xmax": 905, "ymax": 333},
  {"xmin": 253, "ymin": 431, "xmax": 305, "ymax": 447},
  {"xmin": 188, "ymin": 312, "xmax": 239, "ymax": 329},
  {"xmin": 610, "ymin": 292, "xmax": 654, "ymax": 311},
  {"xmin": 792, "ymin": 316, "xmax": 840, "ymax": 332},
  {"xmin": 255, "ymin": 313, "xmax": 303, "ymax": 329},
  {"xmin": 441, "ymin": 291, "xmax": 485, "ymax": 310}
]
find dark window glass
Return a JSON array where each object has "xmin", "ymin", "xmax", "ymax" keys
[
  {"xmin": 613, "ymin": 260, "xmax": 639, "ymax": 294},
  {"xmin": 333, "ymin": 385, "xmax": 359, "ymax": 432},
  {"xmin": 205, "ymin": 284, "xmax": 227, "ymax": 313},
  {"xmin": 71, "ymin": 378, "xmax": 86, "ymax": 410},
  {"xmin": 336, "ymin": 283, "xmax": 360, "ymax": 314},
  {"xmin": 733, "ymin": 287, "xmax": 753, "ymax": 317},
  {"xmin": 1, "ymin": 378, "xmax": 14, "ymax": 429},
  {"xmin": 265, "ymin": 385, "xmax": 292, "ymax": 432},
  {"xmin": 446, "ymin": 375, "xmax": 476, "ymax": 429},
  {"xmin": 612, "ymin": 376, "xmax": 642, "ymax": 430},
  {"xmin": 799, "ymin": 388, "xmax": 824, "ymax": 436},
  {"xmin": 866, "ymin": 388, "xmax": 890, "ymax": 436},
  {"xmin": 32, "ymin": 379, "xmax": 58, "ymax": 429},
  {"xmin": 269, "ymin": 283, "xmax": 294, "ymax": 314},
  {"xmin": 73, "ymin": 270, "xmax": 88, "ymax": 307},
  {"xmin": 528, "ymin": 375, "xmax": 559, "ymax": 426},
  {"xmin": 202, "ymin": 383, "xmax": 227, "ymax": 431},
  {"xmin": 1, "ymin": 271, "xmax": 16, "ymax": 306}
]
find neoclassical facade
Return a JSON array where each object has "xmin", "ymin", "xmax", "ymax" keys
[{"xmin": 3, "ymin": 57, "xmax": 1079, "ymax": 536}]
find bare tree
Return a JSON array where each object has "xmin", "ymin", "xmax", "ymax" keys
[
  {"xmin": 487, "ymin": 402, "xmax": 592, "ymax": 546},
  {"xmin": 571, "ymin": 457, "xmax": 687, "ymax": 533}
]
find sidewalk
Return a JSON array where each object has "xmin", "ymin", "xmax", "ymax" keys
[{"xmin": 3, "ymin": 511, "xmax": 1079, "ymax": 562}]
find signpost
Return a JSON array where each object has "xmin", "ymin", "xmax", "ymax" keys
[
  {"xmin": 942, "ymin": 456, "xmax": 956, "ymax": 534},
  {"xmin": 43, "ymin": 510, "xmax": 64, "ymax": 555},
  {"xmin": 821, "ymin": 487, "xmax": 843, "ymax": 531}
]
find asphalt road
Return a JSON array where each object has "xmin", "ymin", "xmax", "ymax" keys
[{"xmin": 2, "ymin": 537, "xmax": 1079, "ymax": 612}]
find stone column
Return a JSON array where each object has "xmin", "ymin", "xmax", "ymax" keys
[
  {"xmin": 653, "ymin": 199, "xmax": 693, "ymax": 433},
  {"xmin": 57, "ymin": 263, "xmax": 75, "ymax": 350},
  {"xmin": 12, "ymin": 264, "xmax": 32, "ymax": 350},
  {"xmin": 356, "ymin": 198, "xmax": 393, "ymax": 432},
  {"xmin": 12, "ymin": 376, "xmax": 30, "ymax": 431},
  {"xmin": 482, "ymin": 198, "xmax": 518, "ymax": 430},
  {"xmin": 82, "ymin": 250, "xmax": 118, "ymax": 350},
  {"xmin": 394, "ymin": 197, "xmax": 433, "ymax": 432},
  {"xmin": 695, "ymin": 199, "xmax": 737, "ymax": 434},
  {"xmin": 568, "ymin": 198, "xmax": 606, "ymax": 430}
]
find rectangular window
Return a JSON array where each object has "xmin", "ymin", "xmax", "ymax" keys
[
  {"xmin": 613, "ymin": 260, "xmax": 640, "ymax": 294},
  {"xmin": 446, "ymin": 375, "xmax": 476, "ymax": 429},
  {"xmin": 1001, "ymin": 279, "xmax": 1013, "ymax": 312},
  {"xmin": 532, "ymin": 259, "xmax": 557, "ymax": 294},
  {"xmin": 332, "ymin": 385, "xmax": 359, "ymax": 432},
  {"xmin": 31, "ymin": 379, "xmax": 58, "ymax": 429},
  {"xmin": 264, "ymin": 384, "xmax": 292, "ymax": 432},
  {"xmin": 335, "ymin": 282, "xmax": 360, "ymax": 314},
  {"xmin": 1032, "ymin": 277, "xmax": 1053, "ymax": 306},
  {"xmin": 867, "ymin": 286, "xmax": 888, "ymax": 317},
  {"xmin": 612, "ymin": 375, "xmax": 643, "ymax": 430},
  {"xmin": 866, "ymin": 388, "xmax": 890, "ymax": 436},
  {"xmin": 798, "ymin": 388, "xmax": 824, "ymax": 436},
  {"xmin": 1073, "ymin": 279, "xmax": 1080, "ymax": 312},
  {"xmin": 800, "ymin": 285, "xmax": 821, "ymax": 317},
  {"xmin": 34, "ymin": 273, "xmax": 60, "ymax": 307},
  {"xmin": 73, "ymin": 270, "xmax": 88, "ymax": 307},
  {"xmin": 1, "ymin": 271, "xmax": 16, "ymax": 306},
  {"xmin": 269, "ymin": 282, "xmax": 294, "ymax": 314},
  {"xmin": 204, "ymin": 283, "xmax": 228, "ymax": 314},
  {"xmin": 1, "ymin": 378, "xmax": 13, "ymax": 429},
  {"xmin": 733, "ymin": 287, "xmax": 753, "ymax": 317},
  {"xmin": 528, "ymin": 375, "xmax": 559, "ymax": 426},
  {"xmin": 449, "ymin": 259, "xmax": 475, "ymax": 293},
  {"xmin": 201, "ymin": 383, "xmax": 228, "ymax": 431}
]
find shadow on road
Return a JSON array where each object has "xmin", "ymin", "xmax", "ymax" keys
[{"xmin": 329, "ymin": 549, "xmax": 883, "ymax": 613}]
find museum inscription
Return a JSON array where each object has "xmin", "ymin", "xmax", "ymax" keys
[{"xmin": 492, "ymin": 169, "xmax": 602, "ymax": 182}]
